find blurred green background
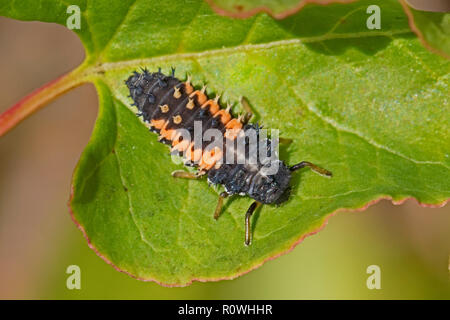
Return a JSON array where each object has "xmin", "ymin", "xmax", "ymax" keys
[{"xmin": 0, "ymin": 17, "xmax": 449, "ymax": 300}]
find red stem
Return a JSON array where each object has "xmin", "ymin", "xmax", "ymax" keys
[{"xmin": 0, "ymin": 71, "xmax": 84, "ymax": 137}]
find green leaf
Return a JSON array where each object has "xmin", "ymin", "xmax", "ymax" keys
[
  {"xmin": 402, "ymin": 3, "xmax": 450, "ymax": 58},
  {"xmin": 1, "ymin": 0, "xmax": 449, "ymax": 286},
  {"xmin": 205, "ymin": 0, "xmax": 356, "ymax": 18},
  {"xmin": 206, "ymin": 0, "xmax": 450, "ymax": 58}
]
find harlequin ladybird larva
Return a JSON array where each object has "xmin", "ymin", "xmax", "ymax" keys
[{"xmin": 125, "ymin": 68, "xmax": 332, "ymax": 246}]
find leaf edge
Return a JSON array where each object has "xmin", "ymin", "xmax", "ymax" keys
[{"xmin": 67, "ymin": 179, "xmax": 449, "ymax": 287}]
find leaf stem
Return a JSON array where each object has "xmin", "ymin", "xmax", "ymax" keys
[{"xmin": 0, "ymin": 69, "xmax": 86, "ymax": 137}]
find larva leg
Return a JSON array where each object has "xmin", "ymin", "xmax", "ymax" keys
[
  {"xmin": 171, "ymin": 170, "xmax": 202, "ymax": 179},
  {"xmin": 240, "ymin": 96, "xmax": 254, "ymax": 125},
  {"xmin": 245, "ymin": 201, "xmax": 262, "ymax": 246},
  {"xmin": 279, "ymin": 137, "xmax": 293, "ymax": 145},
  {"xmin": 213, "ymin": 191, "xmax": 229, "ymax": 220},
  {"xmin": 289, "ymin": 161, "xmax": 332, "ymax": 177},
  {"xmin": 239, "ymin": 97, "xmax": 292, "ymax": 144}
]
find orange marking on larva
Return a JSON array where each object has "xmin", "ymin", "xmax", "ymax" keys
[
  {"xmin": 160, "ymin": 127, "xmax": 176, "ymax": 140},
  {"xmin": 185, "ymin": 142, "xmax": 202, "ymax": 162},
  {"xmin": 158, "ymin": 122, "xmax": 170, "ymax": 139},
  {"xmin": 151, "ymin": 119, "xmax": 166, "ymax": 129},
  {"xmin": 224, "ymin": 119, "xmax": 243, "ymax": 140},
  {"xmin": 190, "ymin": 90, "xmax": 207, "ymax": 105},
  {"xmin": 199, "ymin": 147, "xmax": 223, "ymax": 170},
  {"xmin": 225, "ymin": 118, "xmax": 243, "ymax": 129},
  {"xmin": 201, "ymin": 100, "xmax": 219, "ymax": 115},
  {"xmin": 213, "ymin": 109, "xmax": 231, "ymax": 125},
  {"xmin": 184, "ymin": 76, "xmax": 194, "ymax": 94},
  {"xmin": 171, "ymin": 131, "xmax": 183, "ymax": 146},
  {"xmin": 171, "ymin": 138, "xmax": 191, "ymax": 152}
]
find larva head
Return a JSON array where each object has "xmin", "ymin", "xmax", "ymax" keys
[{"xmin": 248, "ymin": 160, "xmax": 292, "ymax": 204}]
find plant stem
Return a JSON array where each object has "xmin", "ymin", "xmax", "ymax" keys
[{"xmin": 0, "ymin": 70, "xmax": 85, "ymax": 137}]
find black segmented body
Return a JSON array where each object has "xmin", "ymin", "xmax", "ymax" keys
[{"xmin": 125, "ymin": 69, "xmax": 292, "ymax": 204}]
